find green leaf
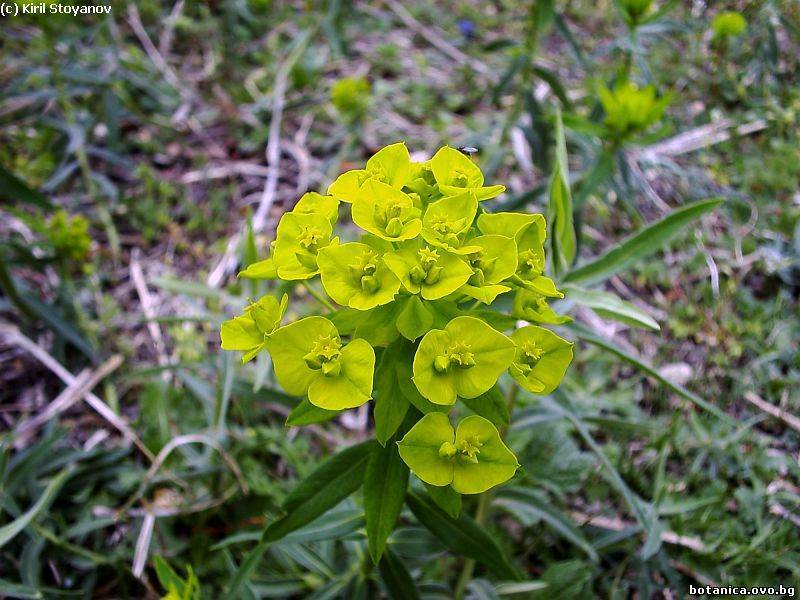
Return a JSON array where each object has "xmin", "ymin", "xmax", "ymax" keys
[
  {"xmin": 285, "ymin": 398, "xmax": 341, "ymax": 427},
  {"xmin": 220, "ymin": 444, "xmax": 372, "ymax": 591},
  {"xmin": 364, "ymin": 440, "xmax": 409, "ymax": 562},
  {"xmin": 0, "ymin": 578, "xmax": 43, "ymax": 599},
  {"xmin": 396, "ymin": 412, "xmax": 455, "ymax": 487},
  {"xmin": 262, "ymin": 440, "xmax": 376, "ymax": 543},
  {"xmin": 564, "ymin": 286, "xmax": 659, "ymax": 330},
  {"xmin": 331, "ymin": 303, "xmax": 402, "ymax": 347},
  {"xmin": 567, "ymin": 322, "xmax": 734, "ymax": 423},
  {"xmin": 548, "ymin": 108, "xmax": 576, "ymax": 278},
  {"xmin": 564, "ymin": 198, "xmax": 724, "ymax": 285},
  {"xmin": 460, "ymin": 385, "xmax": 510, "ymax": 428},
  {"xmin": 495, "ymin": 488, "xmax": 598, "ymax": 562},
  {"xmin": 374, "ymin": 342, "xmax": 412, "ymax": 445},
  {"xmin": 0, "ymin": 164, "xmax": 53, "ymax": 209},
  {"xmin": 406, "ymin": 491, "xmax": 520, "ymax": 581},
  {"xmin": 378, "ymin": 548, "xmax": 421, "ymax": 600},
  {"xmin": 0, "ymin": 468, "xmax": 70, "ymax": 549},
  {"xmin": 423, "ymin": 482, "xmax": 462, "ymax": 519},
  {"xmin": 366, "ymin": 142, "xmax": 412, "ymax": 189},
  {"xmin": 238, "ymin": 257, "xmax": 278, "ymax": 280},
  {"xmin": 20, "ymin": 293, "xmax": 96, "ymax": 360},
  {"xmin": 293, "ymin": 191, "xmax": 340, "ymax": 223},
  {"xmin": 395, "ymin": 296, "xmax": 434, "ymax": 341},
  {"xmin": 542, "ymin": 392, "xmax": 663, "ymax": 560},
  {"xmin": 154, "ymin": 556, "xmax": 188, "ymax": 597},
  {"xmin": 307, "ymin": 338, "xmax": 375, "ymax": 410}
]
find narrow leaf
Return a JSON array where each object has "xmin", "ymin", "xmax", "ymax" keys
[
  {"xmin": 495, "ymin": 488, "xmax": 598, "ymax": 562},
  {"xmin": 564, "ymin": 286, "xmax": 659, "ymax": 330},
  {"xmin": 541, "ymin": 393, "xmax": 662, "ymax": 559},
  {"xmin": 406, "ymin": 492, "xmax": 520, "ymax": 581},
  {"xmin": 378, "ymin": 548, "xmax": 421, "ymax": 600},
  {"xmin": 568, "ymin": 322, "xmax": 734, "ymax": 423},
  {"xmin": 548, "ymin": 108, "xmax": 576, "ymax": 277},
  {"xmin": 285, "ymin": 398, "xmax": 340, "ymax": 427},
  {"xmin": 265, "ymin": 440, "xmax": 376, "ymax": 542},
  {"xmin": 460, "ymin": 385, "xmax": 510, "ymax": 428},
  {"xmin": 364, "ymin": 440, "xmax": 409, "ymax": 562},
  {"xmin": 0, "ymin": 469, "xmax": 70, "ymax": 549},
  {"xmin": 374, "ymin": 342, "xmax": 411, "ymax": 445},
  {"xmin": 0, "ymin": 165, "xmax": 52, "ymax": 209},
  {"xmin": 228, "ymin": 441, "xmax": 375, "ymax": 596},
  {"xmin": 423, "ymin": 483, "xmax": 462, "ymax": 519},
  {"xmin": 564, "ymin": 198, "xmax": 723, "ymax": 285}
]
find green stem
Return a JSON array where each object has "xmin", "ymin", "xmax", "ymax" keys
[
  {"xmin": 453, "ymin": 491, "xmax": 491, "ymax": 600},
  {"xmin": 453, "ymin": 383, "xmax": 519, "ymax": 599},
  {"xmin": 301, "ymin": 280, "xmax": 335, "ymax": 312}
]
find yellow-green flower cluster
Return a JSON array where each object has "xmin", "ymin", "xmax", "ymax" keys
[{"xmin": 220, "ymin": 143, "xmax": 575, "ymax": 495}]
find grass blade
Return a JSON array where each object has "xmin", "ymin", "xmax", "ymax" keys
[{"xmin": 0, "ymin": 468, "xmax": 71, "ymax": 549}]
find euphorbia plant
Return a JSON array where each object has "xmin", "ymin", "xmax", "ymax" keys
[{"xmin": 220, "ymin": 142, "xmax": 573, "ymax": 590}]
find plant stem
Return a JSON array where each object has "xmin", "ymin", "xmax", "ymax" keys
[
  {"xmin": 453, "ymin": 490, "xmax": 491, "ymax": 600},
  {"xmin": 453, "ymin": 383, "xmax": 520, "ymax": 599},
  {"xmin": 301, "ymin": 280, "xmax": 335, "ymax": 312}
]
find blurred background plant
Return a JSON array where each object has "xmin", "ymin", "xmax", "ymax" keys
[{"xmin": 0, "ymin": 1, "xmax": 798, "ymax": 598}]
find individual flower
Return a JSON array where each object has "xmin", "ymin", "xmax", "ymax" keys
[
  {"xmin": 509, "ymin": 325, "xmax": 573, "ymax": 394},
  {"xmin": 598, "ymin": 81, "xmax": 670, "ymax": 141},
  {"xmin": 478, "ymin": 212, "xmax": 562, "ymax": 298},
  {"xmin": 513, "ymin": 290, "xmax": 571, "ymax": 325},
  {"xmin": 220, "ymin": 294, "xmax": 288, "ymax": 363},
  {"xmin": 330, "ymin": 76, "xmax": 371, "ymax": 124},
  {"xmin": 421, "ymin": 191, "xmax": 480, "ymax": 253},
  {"xmin": 459, "ymin": 235, "xmax": 518, "ymax": 304},
  {"xmin": 711, "ymin": 11, "xmax": 746, "ymax": 39},
  {"xmin": 397, "ymin": 413, "xmax": 519, "ymax": 494},
  {"xmin": 429, "ymin": 146, "xmax": 505, "ymax": 201},
  {"xmin": 292, "ymin": 192, "xmax": 340, "ymax": 224},
  {"xmin": 267, "ymin": 317, "xmax": 375, "ymax": 410},
  {"xmin": 317, "ymin": 242, "xmax": 401, "ymax": 310},
  {"xmin": 384, "ymin": 240, "xmax": 472, "ymax": 301},
  {"xmin": 351, "ymin": 180, "xmax": 422, "ymax": 242},
  {"xmin": 412, "ymin": 316, "xmax": 515, "ymax": 405},
  {"xmin": 272, "ymin": 212, "xmax": 337, "ymax": 280},
  {"xmin": 403, "ymin": 161, "xmax": 440, "ymax": 205},
  {"xmin": 327, "ymin": 142, "xmax": 411, "ymax": 203}
]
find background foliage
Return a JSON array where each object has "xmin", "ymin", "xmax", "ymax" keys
[{"xmin": 1, "ymin": 0, "xmax": 799, "ymax": 598}]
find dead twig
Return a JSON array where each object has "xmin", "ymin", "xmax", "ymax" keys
[
  {"xmin": 570, "ymin": 510, "xmax": 707, "ymax": 553},
  {"xmin": 117, "ymin": 432, "xmax": 249, "ymax": 516},
  {"xmin": 381, "ymin": 0, "xmax": 494, "ymax": 80},
  {"xmin": 637, "ymin": 118, "xmax": 768, "ymax": 160},
  {"xmin": 744, "ymin": 391, "xmax": 800, "ymax": 433},
  {"xmin": 13, "ymin": 354, "xmax": 124, "ymax": 448},
  {"xmin": 0, "ymin": 321, "xmax": 155, "ymax": 462},
  {"xmin": 130, "ymin": 250, "xmax": 170, "ymax": 377},
  {"xmin": 158, "ymin": 0, "xmax": 185, "ymax": 57}
]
